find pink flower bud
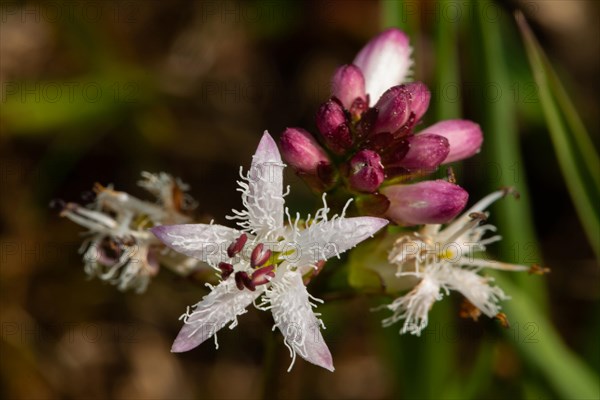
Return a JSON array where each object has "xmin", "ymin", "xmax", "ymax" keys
[
  {"xmin": 348, "ymin": 150, "xmax": 385, "ymax": 193},
  {"xmin": 418, "ymin": 120, "xmax": 483, "ymax": 163},
  {"xmin": 404, "ymin": 82, "xmax": 430, "ymax": 123},
  {"xmin": 353, "ymin": 28, "xmax": 412, "ymax": 102},
  {"xmin": 381, "ymin": 180, "xmax": 468, "ymax": 226},
  {"xmin": 393, "ymin": 133, "xmax": 449, "ymax": 170},
  {"xmin": 280, "ymin": 128, "xmax": 331, "ymax": 174},
  {"xmin": 316, "ymin": 99, "xmax": 353, "ymax": 154},
  {"xmin": 373, "ymin": 83, "xmax": 431, "ymax": 136},
  {"xmin": 331, "ymin": 64, "xmax": 367, "ymax": 110},
  {"xmin": 372, "ymin": 86, "xmax": 410, "ymax": 134}
]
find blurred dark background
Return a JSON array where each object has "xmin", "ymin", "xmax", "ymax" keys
[{"xmin": 1, "ymin": 1, "xmax": 598, "ymax": 399}]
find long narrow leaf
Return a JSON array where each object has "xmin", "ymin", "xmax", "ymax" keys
[
  {"xmin": 473, "ymin": 0, "xmax": 547, "ymax": 305},
  {"xmin": 516, "ymin": 13, "xmax": 600, "ymax": 259},
  {"xmin": 496, "ymin": 275, "xmax": 599, "ymax": 400}
]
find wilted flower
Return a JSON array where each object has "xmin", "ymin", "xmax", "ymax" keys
[
  {"xmin": 152, "ymin": 132, "xmax": 388, "ymax": 371},
  {"xmin": 380, "ymin": 188, "xmax": 545, "ymax": 335},
  {"xmin": 59, "ymin": 172, "xmax": 196, "ymax": 293}
]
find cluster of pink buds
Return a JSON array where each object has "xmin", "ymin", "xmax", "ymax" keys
[{"xmin": 280, "ymin": 29, "xmax": 483, "ymax": 226}]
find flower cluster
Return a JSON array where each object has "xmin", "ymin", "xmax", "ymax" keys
[
  {"xmin": 60, "ymin": 172, "xmax": 198, "ymax": 293},
  {"xmin": 280, "ymin": 29, "xmax": 483, "ymax": 226},
  {"xmin": 59, "ymin": 27, "xmax": 546, "ymax": 372}
]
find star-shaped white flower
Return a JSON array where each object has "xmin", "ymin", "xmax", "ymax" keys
[
  {"xmin": 152, "ymin": 132, "xmax": 388, "ymax": 371},
  {"xmin": 382, "ymin": 189, "xmax": 541, "ymax": 336}
]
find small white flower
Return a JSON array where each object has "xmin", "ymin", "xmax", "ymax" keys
[
  {"xmin": 61, "ymin": 172, "xmax": 194, "ymax": 293},
  {"xmin": 152, "ymin": 132, "xmax": 388, "ymax": 371},
  {"xmin": 383, "ymin": 189, "xmax": 536, "ymax": 335}
]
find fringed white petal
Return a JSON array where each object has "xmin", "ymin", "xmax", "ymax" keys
[
  {"xmin": 171, "ymin": 279, "xmax": 262, "ymax": 352},
  {"xmin": 289, "ymin": 199, "xmax": 388, "ymax": 266},
  {"xmin": 445, "ymin": 268, "xmax": 508, "ymax": 317},
  {"xmin": 262, "ymin": 271, "xmax": 334, "ymax": 372},
  {"xmin": 382, "ymin": 274, "xmax": 443, "ymax": 336},
  {"xmin": 151, "ymin": 223, "xmax": 242, "ymax": 267},
  {"xmin": 227, "ymin": 131, "xmax": 286, "ymax": 239}
]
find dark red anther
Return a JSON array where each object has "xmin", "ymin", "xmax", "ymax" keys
[
  {"xmin": 234, "ymin": 271, "xmax": 246, "ymax": 290},
  {"xmin": 251, "ymin": 243, "xmax": 271, "ymax": 267},
  {"xmin": 227, "ymin": 233, "xmax": 248, "ymax": 258},
  {"xmin": 242, "ymin": 274, "xmax": 256, "ymax": 291},
  {"xmin": 218, "ymin": 262, "xmax": 234, "ymax": 279},
  {"xmin": 234, "ymin": 271, "xmax": 256, "ymax": 291},
  {"xmin": 251, "ymin": 265, "xmax": 275, "ymax": 286}
]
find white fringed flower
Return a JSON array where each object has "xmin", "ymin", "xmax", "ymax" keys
[
  {"xmin": 61, "ymin": 172, "xmax": 194, "ymax": 293},
  {"xmin": 152, "ymin": 132, "xmax": 388, "ymax": 371},
  {"xmin": 383, "ymin": 189, "xmax": 534, "ymax": 335}
]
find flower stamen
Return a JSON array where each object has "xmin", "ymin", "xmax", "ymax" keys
[
  {"xmin": 218, "ymin": 262, "xmax": 234, "ymax": 279},
  {"xmin": 251, "ymin": 243, "xmax": 272, "ymax": 267},
  {"xmin": 227, "ymin": 234, "xmax": 248, "ymax": 257}
]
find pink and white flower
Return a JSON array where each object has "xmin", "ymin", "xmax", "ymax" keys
[
  {"xmin": 352, "ymin": 28, "xmax": 413, "ymax": 103},
  {"xmin": 152, "ymin": 132, "xmax": 388, "ymax": 371}
]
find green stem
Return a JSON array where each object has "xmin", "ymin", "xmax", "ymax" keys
[{"xmin": 261, "ymin": 331, "xmax": 278, "ymax": 400}]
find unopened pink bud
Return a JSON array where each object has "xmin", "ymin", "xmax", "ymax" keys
[
  {"xmin": 280, "ymin": 128, "xmax": 331, "ymax": 174},
  {"xmin": 316, "ymin": 99, "xmax": 353, "ymax": 154},
  {"xmin": 404, "ymin": 82, "xmax": 430, "ymax": 124},
  {"xmin": 394, "ymin": 133, "xmax": 449, "ymax": 170},
  {"xmin": 372, "ymin": 86, "xmax": 410, "ymax": 135},
  {"xmin": 373, "ymin": 82, "xmax": 431, "ymax": 136},
  {"xmin": 381, "ymin": 180, "xmax": 468, "ymax": 226},
  {"xmin": 353, "ymin": 28, "xmax": 412, "ymax": 102},
  {"xmin": 348, "ymin": 149, "xmax": 385, "ymax": 193},
  {"xmin": 331, "ymin": 64, "xmax": 367, "ymax": 110},
  {"xmin": 418, "ymin": 120, "xmax": 483, "ymax": 163}
]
